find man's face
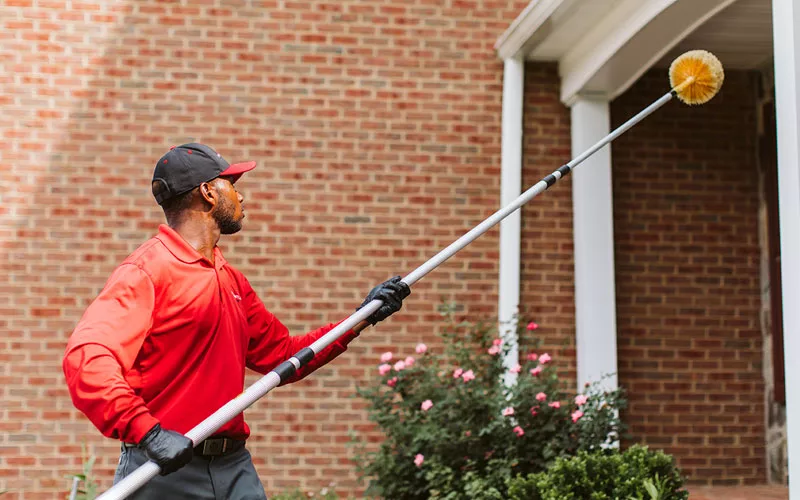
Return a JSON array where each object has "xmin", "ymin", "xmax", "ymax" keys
[{"xmin": 211, "ymin": 176, "xmax": 244, "ymax": 235}]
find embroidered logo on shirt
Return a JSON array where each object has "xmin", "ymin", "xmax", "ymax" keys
[{"xmin": 232, "ymin": 291, "xmax": 242, "ymax": 302}]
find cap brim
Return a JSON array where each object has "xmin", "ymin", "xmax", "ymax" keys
[{"xmin": 220, "ymin": 161, "xmax": 256, "ymax": 183}]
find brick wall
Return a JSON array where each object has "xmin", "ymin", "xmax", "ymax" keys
[
  {"xmin": 0, "ymin": 0, "xmax": 768, "ymax": 496},
  {"xmin": 611, "ymin": 69, "xmax": 765, "ymax": 485},
  {"xmin": 519, "ymin": 62, "xmax": 576, "ymax": 382},
  {"xmin": 0, "ymin": 0, "xmax": 530, "ymax": 497}
]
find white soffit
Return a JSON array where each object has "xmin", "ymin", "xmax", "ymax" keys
[
  {"xmin": 566, "ymin": 0, "xmax": 738, "ymax": 104},
  {"xmin": 496, "ymin": 0, "xmax": 741, "ymax": 104},
  {"xmin": 494, "ymin": 0, "xmax": 582, "ymax": 60},
  {"xmin": 526, "ymin": 0, "xmax": 623, "ymax": 61},
  {"xmin": 656, "ymin": 0, "xmax": 774, "ymax": 70}
]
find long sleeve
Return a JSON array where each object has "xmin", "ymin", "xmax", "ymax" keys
[
  {"xmin": 236, "ymin": 274, "xmax": 359, "ymax": 382},
  {"xmin": 62, "ymin": 264, "xmax": 160, "ymax": 443}
]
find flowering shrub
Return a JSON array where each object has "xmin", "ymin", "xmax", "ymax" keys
[{"xmin": 352, "ymin": 308, "xmax": 627, "ymax": 499}]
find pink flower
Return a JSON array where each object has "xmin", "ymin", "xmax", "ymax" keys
[
  {"xmin": 513, "ymin": 426, "xmax": 524, "ymax": 437},
  {"xmin": 509, "ymin": 364, "xmax": 522, "ymax": 374},
  {"xmin": 405, "ymin": 356, "xmax": 415, "ymax": 367},
  {"xmin": 527, "ymin": 322, "xmax": 539, "ymax": 330},
  {"xmin": 465, "ymin": 430, "xmax": 471, "ymax": 437},
  {"xmin": 526, "ymin": 353, "xmax": 538, "ymax": 361},
  {"xmin": 574, "ymin": 395, "xmax": 588, "ymax": 406},
  {"xmin": 571, "ymin": 410, "xmax": 584, "ymax": 423},
  {"xmin": 378, "ymin": 363, "xmax": 392, "ymax": 375},
  {"xmin": 387, "ymin": 377, "xmax": 398, "ymax": 387},
  {"xmin": 393, "ymin": 360, "xmax": 406, "ymax": 371},
  {"xmin": 421, "ymin": 399, "xmax": 433, "ymax": 411},
  {"xmin": 487, "ymin": 345, "xmax": 500, "ymax": 355},
  {"xmin": 414, "ymin": 454, "xmax": 424, "ymax": 467},
  {"xmin": 415, "ymin": 343, "xmax": 428, "ymax": 354},
  {"xmin": 530, "ymin": 407, "xmax": 539, "ymax": 416},
  {"xmin": 535, "ymin": 392, "xmax": 547, "ymax": 402},
  {"xmin": 538, "ymin": 353, "xmax": 551, "ymax": 364},
  {"xmin": 380, "ymin": 352, "xmax": 393, "ymax": 363},
  {"xmin": 502, "ymin": 406, "xmax": 515, "ymax": 417},
  {"xmin": 453, "ymin": 368, "xmax": 464, "ymax": 378},
  {"xmin": 462, "ymin": 370, "xmax": 475, "ymax": 382},
  {"xmin": 492, "ymin": 338, "xmax": 502, "ymax": 346},
  {"xmin": 530, "ymin": 366, "xmax": 543, "ymax": 376},
  {"xmin": 548, "ymin": 401, "xmax": 561, "ymax": 409}
]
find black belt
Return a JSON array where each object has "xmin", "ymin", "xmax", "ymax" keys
[
  {"xmin": 194, "ymin": 437, "xmax": 245, "ymax": 458},
  {"xmin": 123, "ymin": 437, "xmax": 245, "ymax": 458}
]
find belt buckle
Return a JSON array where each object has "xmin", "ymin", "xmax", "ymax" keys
[{"xmin": 202, "ymin": 439, "xmax": 226, "ymax": 456}]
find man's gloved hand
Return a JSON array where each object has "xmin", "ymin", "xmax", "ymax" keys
[
  {"xmin": 358, "ymin": 276, "xmax": 411, "ymax": 325},
  {"xmin": 138, "ymin": 424, "xmax": 194, "ymax": 476}
]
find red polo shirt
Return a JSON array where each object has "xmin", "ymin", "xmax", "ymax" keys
[{"xmin": 63, "ymin": 225, "xmax": 358, "ymax": 444}]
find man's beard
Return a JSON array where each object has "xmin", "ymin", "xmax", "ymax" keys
[{"xmin": 213, "ymin": 197, "xmax": 242, "ymax": 235}]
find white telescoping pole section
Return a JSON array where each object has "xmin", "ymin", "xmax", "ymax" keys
[
  {"xmin": 570, "ymin": 95, "xmax": 618, "ymax": 393},
  {"xmin": 772, "ymin": 0, "xmax": 800, "ymax": 498},
  {"xmin": 499, "ymin": 56, "xmax": 525, "ymax": 386}
]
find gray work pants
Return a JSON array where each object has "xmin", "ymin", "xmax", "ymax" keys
[{"xmin": 113, "ymin": 445, "xmax": 268, "ymax": 500}]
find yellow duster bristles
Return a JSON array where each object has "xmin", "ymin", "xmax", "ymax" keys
[{"xmin": 669, "ymin": 50, "xmax": 724, "ymax": 105}]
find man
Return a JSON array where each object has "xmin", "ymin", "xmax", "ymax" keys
[{"xmin": 62, "ymin": 143, "xmax": 410, "ymax": 499}]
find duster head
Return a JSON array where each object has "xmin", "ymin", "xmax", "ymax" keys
[{"xmin": 669, "ymin": 50, "xmax": 724, "ymax": 105}]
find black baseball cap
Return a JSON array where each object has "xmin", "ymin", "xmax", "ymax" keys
[{"xmin": 152, "ymin": 143, "xmax": 256, "ymax": 205}]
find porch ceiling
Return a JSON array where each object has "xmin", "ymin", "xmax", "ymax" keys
[
  {"xmin": 655, "ymin": 0, "xmax": 774, "ymax": 70},
  {"xmin": 496, "ymin": 0, "xmax": 775, "ymax": 104}
]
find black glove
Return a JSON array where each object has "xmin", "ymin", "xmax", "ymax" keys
[
  {"xmin": 138, "ymin": 424, "xmax": 194, "ymax": 475},
  {"xmin": 358, "ymin": 276, "xmax": 411, "ymax": 325}
]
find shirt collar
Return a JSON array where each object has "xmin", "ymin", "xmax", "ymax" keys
[{"xmin": 156, "ymin": 224, "xmax": 228, "ymax": 270}]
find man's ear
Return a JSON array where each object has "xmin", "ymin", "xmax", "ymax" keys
[{"xmin": 199, "ymin": 181, "xmax": 217, "ymax": 206}]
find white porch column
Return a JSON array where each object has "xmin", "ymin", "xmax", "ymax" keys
[
  {"xmin": 570, "ymin": 95, "xmax": 618, "ymax": 393},
  {"xmin": 499, "ymin": 56, "xmax": 524, "ymax": 385},
  {"xmin": 772, "ymin": 0, "xmax": 800, "ymax": 496}
]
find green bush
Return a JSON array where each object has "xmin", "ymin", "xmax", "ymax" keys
[
  {"xmin": 351, "ymin": 307, "xmax": 627, "ymax": 499},
  {"xmin": 507, "ymin": 445, "xmax": 689, "ymax": 500},
  {"xmin": 269, "ymin": 485, "xmax": 340, "ymax": 500}
]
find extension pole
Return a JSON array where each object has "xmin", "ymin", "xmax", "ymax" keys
[{"xmin": 98, "ymin": 89, "xmax": 678, "ymax": 500}]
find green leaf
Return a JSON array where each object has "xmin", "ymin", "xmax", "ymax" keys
[{"xmin": 644, "ymin": 478, "xmax": 659, "ymax": 499}]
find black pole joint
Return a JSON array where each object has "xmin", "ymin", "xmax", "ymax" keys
[
  {"xmin": 544, "ymin": 164, "xmax": 572, "ymax": 189},
  {"xmin": 273, "ymin": 348, "xmax": 316, "ymax": 383},
  {"xmin": 295, "ymin": 347, "xmax": 315, "ymax": 365},
  {"xmin": 274, "ymin": 360, "xmax": 297, "ymax": 382}
]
